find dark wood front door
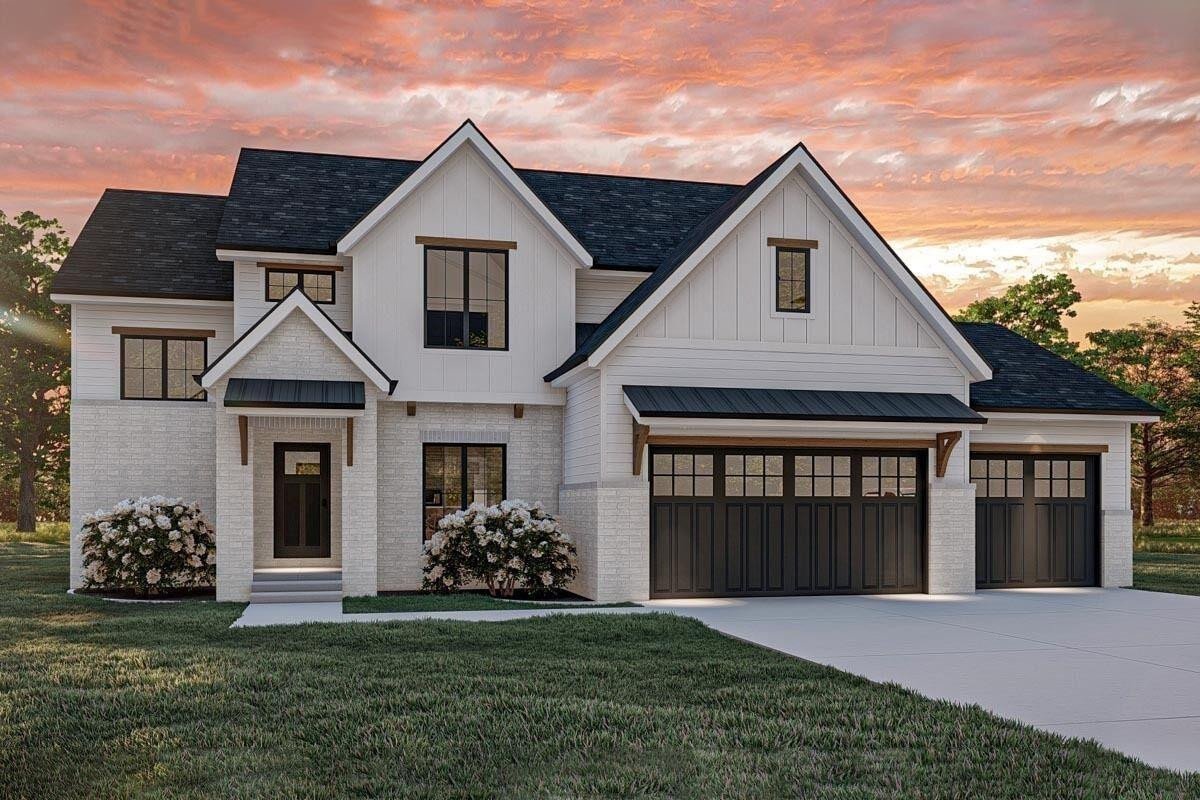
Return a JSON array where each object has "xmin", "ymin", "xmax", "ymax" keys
[
  {"xmin": 972, "ymin": 454, "xmax": 1098, "ymax": 588},
  {"xmin": 274, "ymin": 443, "xmax": 331, "ymax": 558},
  {"xmin": 650, "ymin": 448, "xmax": 926, "ymax": 598}
]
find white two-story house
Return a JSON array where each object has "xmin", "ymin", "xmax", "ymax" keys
[{"xmin": 53, "ymin": 121, "xmax": 1160, "ymax": 603}]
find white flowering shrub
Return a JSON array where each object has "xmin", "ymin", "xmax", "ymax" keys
[
  {"xmin": 79, "ymin": 496, "xmax": 215, "ymax": 597},
  {"xmin": 423, "ymin": 500, "xmax": 577, "ymax": 597}
]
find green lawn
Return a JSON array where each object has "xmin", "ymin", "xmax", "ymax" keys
[
  {"xmin": 1133, "ymin": 551, "xmax": 1200, "ymax": 596},
  {"xmin": 0, "ymin": 520, "xmax": 69, "ymax": 544},
  {"xmin": 1134, "ymin": 520, "xmax": 1200, "ymax": 554},
  {"xmin": 345, "ymin": 592, "xmax": 637, "ymax": 613},
  {"xmin": 2, "ymin": 543, "xmax": 1196, "ymax": 798}
]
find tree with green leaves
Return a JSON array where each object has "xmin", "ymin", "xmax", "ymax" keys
[
  {"xmin": 955, "ymin": 272, "xmax": 1082, "ymax": 357},
  {"xmin": 1086, "ymin": 320, "xmax": 1200, "ymax": 527},
  {"xmin": 0, "ymin": 211, "xmax": 71, "ymax": 531}
]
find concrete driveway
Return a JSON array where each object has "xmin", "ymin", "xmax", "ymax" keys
[{"xmin": 645, "ymin": 588, "xmax": 1200, "ymax": 773}]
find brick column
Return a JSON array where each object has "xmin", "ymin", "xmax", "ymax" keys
[
  {"xmin": 558, "ymin": 481, "xmax": 649, "ymax": 602},
  {"xmin": 341, "ymin": 395, "xmax": 379, "ymax": 597},
  {"xmin": 215, "ymin": 403, "xmax": 254, "ymax": 602},
  {"xmin": 1101, "ymin": 509, "xmax": 1133, "ymax": 587},
  {"xmin": 926, "ymin": 479, "xmax": 976, "ymax": 594}
]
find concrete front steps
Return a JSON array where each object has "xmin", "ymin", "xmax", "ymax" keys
[{"xmin": 250, "ymin": 568, "xmax": 342, "ymax": 604}]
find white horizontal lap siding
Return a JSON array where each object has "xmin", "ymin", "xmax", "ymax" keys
[
  {"xmin": 576, "ymin": 271, "xmax": 648, "ymax": 324},
  {"xmin": 348, "ymin": 147, "xmax": 575, "ymax": 403},
  {"xmin": 563, "ymin": 369, "xmax": 601, "ymax": 483},
  {"xmin": 70, "ymin": 302, "xmax": 234, "ymax": 400},
  {"xmin": 971, "ymin": 417, "xmax": 1132, "ymax": 510},
  {"xmin": 233, "ymin": 259, "xmax": 352, "ymax": 337}
]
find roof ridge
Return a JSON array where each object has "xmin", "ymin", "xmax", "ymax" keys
[{"xmin": 103, "ymin": 188, "xmax": 226, "ymax": 200}]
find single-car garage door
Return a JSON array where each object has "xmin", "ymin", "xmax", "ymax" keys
[
  {"xmin": 649, "ymin": 447, "xmax": 925, "ymax": 598},
  {"xmin": 971, "ymin": 454, "xmax": 1099, "ymax": 588}
]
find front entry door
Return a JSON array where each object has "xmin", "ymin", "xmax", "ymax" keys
[{"xmin": 274, "ymin": 443, "xmax": 331, "ymax": 558}]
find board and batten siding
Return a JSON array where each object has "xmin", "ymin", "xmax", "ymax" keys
[
  {"xmin": 70, "ymin": 301, "xmax": 235, "ymax": 400},
  {"xmin": 233, "ymin": 259, "xmax": 352, "ymax": 337},
  {"xmin": 594, "ymin": 168, "xmax": 973, "ymax": 479},
  {"xmin": 971, "ymin": 416, "xmax": 1132, "ymax": 511},
  {"xmin": 347, "ymin": 146, "xmax": 578, "ymax": 404},
  {"xmin": 576, "ymin": 270, "xmax": 647, "ymax": 324}
]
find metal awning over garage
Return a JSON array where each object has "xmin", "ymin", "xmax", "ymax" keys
[
  {"xmin": 223, "ymin": 378, "xmax": 365, "ymax": 410},
  {"xmin": 623, "ymin": 385, "xmax": 985, "ymax": 425}
]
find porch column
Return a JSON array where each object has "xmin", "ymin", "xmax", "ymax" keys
[
  {"xmin": 341, "ymin": 394, "xmax": 379, "ymax": 596},
  {"xmin": 214, "ymin": 395, "xmax": 254, "ymax": 601}
]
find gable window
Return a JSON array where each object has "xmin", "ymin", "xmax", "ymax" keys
[
  {"xmin": 265, "ymin": 268, "xmax": 335, "ymax": 304},
  {"xmin": 422, "ymin": 444, "xmax": 505, "ymax": 540},
  {"xmin": 121, "ymin": 335, "xmax": 207, "ymax": 401},
  {"xmin": 424, "ymin": 247, "xmax": 508, "ymax": 350},
  {"xmin": 775, "ymin": 247, "xmax": 811, "ymax": 313}
]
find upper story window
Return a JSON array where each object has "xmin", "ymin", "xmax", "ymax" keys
[
  {"xmin": 775, "ymin": 247, "xmax": 811, "ymax": 313},
  {"xmin": 265, "ymin": 268, "xmax": 335, "ymax": 304},
  {"xmin": 424, "ymin": 246, "xmax": 508, "ymax": 350},
  {"xmin": 120, "ymin": 333, "xmax": 207, "ymax": 401}
]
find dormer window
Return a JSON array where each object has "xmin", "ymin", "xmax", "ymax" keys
[
  {"xmin": 775, "ymin": 247, "xmax": 811, "ymax": 313},
  {"xmin": 424, "ymin": 245, "xmax": 508, "ymax": 350},
  {"xmin": 265, "ymin": 268, "xmax": 335, "ymax": 304}
]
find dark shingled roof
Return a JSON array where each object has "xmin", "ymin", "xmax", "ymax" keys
[
  {"xmin": 216, "ymin": 148, "xmax": 739, "ymax": 269},
  {"xmin": 625, "ymin": 385, "xmax": 984, "ymax": 424},
  {"xmin": 53, "ymin": 189, "xmax": 231, "ymax": 300},
  {"xmin": 223, "ymin": 377, "xmax": 365, "ymax": 409},
  {"xmin": 956, "ymin": 322, "xmax": 1161, "ymax": 415}
]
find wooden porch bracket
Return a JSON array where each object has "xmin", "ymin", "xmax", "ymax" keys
[
  {"xmin": 238, "ymin": 415, "xmax": 248, "ymax": 466},
  {"xmin": 632, "ymin": 422, "xmax": 651, "ymax": 475},
  {"xmin": 346, "ymin": 417, "xmax": 355, "ymax": 467},
  {"xmin": 406, "ymin": 401, "xmax": 416, "ymax": 416},
  {"xmin": 513, "ymin": 403, "xmax": 524, "ymax": 419},
  {"xmin": 935, "ymin": 431, "xmax": 962, "ymax": 478}
]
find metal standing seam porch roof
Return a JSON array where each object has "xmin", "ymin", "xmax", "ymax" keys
[
  {"xmin": 223, "ymin": 378, "xmax": 365, "ymax": 410},
  {"xmin": 623, "ymin": 385, "xmax": 986, "ymax": 425}
]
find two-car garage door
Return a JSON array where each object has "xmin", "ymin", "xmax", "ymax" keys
[{"xmin": 649, "ymin": 447, "xmax": 925, "ymax": 598}]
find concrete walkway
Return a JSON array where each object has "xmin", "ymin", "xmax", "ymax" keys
[
  {"xmin": 646, "ymin": 588, "xmax": 1200, "ymax": 773},
  {"xmin": 232, "ymin": 601, "xmax": 656, "ymax": 627}
]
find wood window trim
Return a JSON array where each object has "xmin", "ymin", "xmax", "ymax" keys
[
  {"xmin": 970, "ymin": 443, "xmax": 1109, "ymax": 454},
  {"xmin": 423, "ymin": 245, "xmax": 510, "ymax": 352},
  {"xmin": 119, "ymin": 333, "xmax": 208, "ymax": 402},
  {"xmin": 773, "ymin": 246, "xmax": 811, "ymax": 314},
  {"xmin": 421, "ymin": 443, "xmax": 507, "ymax": 541},
  {"xmin": 767, "ymin": 237, "xmax": 819, "ymax": 250},
  {"xmin": 646, "ymin": 435, "xmax": 938, "ymax": 450},
  {"xmin": 259, "ymin": 262, "xmax": 344, "ymax": 273},
  {"xmin": 416, "ymin": 235, "xmax": 517, "ymax": 251},
  {"xmin": 111, "ymin": 326, "xmax": 216, "ymax": 338},
  {"xmin": 264, "ymin": 268, "xmax": 336, "ymax": 305}
]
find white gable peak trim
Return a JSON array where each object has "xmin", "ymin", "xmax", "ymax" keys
[
  {"xmin": 336, "ymin": 120, "xmax": 593, "ymax": 266},
  {"xmin": 198, "ymin": 288, "xmax": 392, "ymax": 393},
  {"xmin": 584, "ymin": 145, "xmax": 992, "ymax": 382}
]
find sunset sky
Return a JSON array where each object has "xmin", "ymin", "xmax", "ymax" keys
[{"xmin": 3, "ymin": 0, "xmax": 1198, "ymax": 339}]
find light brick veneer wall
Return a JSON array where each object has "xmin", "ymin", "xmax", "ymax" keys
[
  {"xmin": 559, "ymin": 482, "xmax": 649, "ymax": 602},
  {"xmin": 926, "ymin": 480, "xmax": 977, "ymax": 594},
  {"xmin": 376, "ymin": 402, "xmax": 563, "ymax": 592},
  {"xmin": 69, "ymin": 400, "xmax": 216, "ymax": 589},
  {"xmin": 1102, "ymin": 509, "xmax": 1134, "ymax": 587}
]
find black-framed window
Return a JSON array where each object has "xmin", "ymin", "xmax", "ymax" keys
[
  {"xmin": 424, "ymin": 247, "xmax": 508, "ymax": 350},
  {"xmin": 775, "ymin": 247, "xmax": 810, "ymax": 313},
  {"xmin": 121, "ymin": 336, "xmax": 207, "ymax": 401},
  {"xmin": 422, "ymin": 444, "xmax": 506, "ymax": 540},
  {"xmin": 265, "ymin": 269, "xmax": 335, "ymax": 304}
]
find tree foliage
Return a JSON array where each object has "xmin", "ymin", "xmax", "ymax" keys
[
  {"xmin": 0, "ymin": 210, "xmax": 71, "ymax": 530},
  {"xmin": 955, "ymin": 272, "xmax": 1081, "ymax": 357}
]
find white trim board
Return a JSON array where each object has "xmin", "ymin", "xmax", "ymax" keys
[
  {"xmin": 336, "ymin": 120, "xmax": 592, "ymax": 266},
  {"xmin": 199, "ymin": 288, "xmax": 391, "ymax": 393},
  {"xmin": 216, "ymin": 249, "xmax": 351, "ymax": 267},
  {"xmin": 51, "ymin": 293, "xmax": 232, "ymax": 307}
]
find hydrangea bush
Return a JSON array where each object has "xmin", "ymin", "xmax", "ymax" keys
[
  {"xmin": 423, "ymin": 500, "xmax": 577, "ymax": 597},
  {"xmin": 80, "ymin": 496, "xmax": 215, "ymax": 597}
]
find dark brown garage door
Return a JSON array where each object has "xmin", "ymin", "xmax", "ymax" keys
[
  {"xmin": 972, "ymin": 454, "xmax": 1099, "ymax": 588},
  {"xmin": 649, "ymin": 447, "xmax": 925, "ymax": 598}
]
